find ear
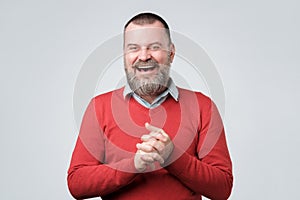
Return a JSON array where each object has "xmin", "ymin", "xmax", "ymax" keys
[{"xmin": 169, "ymin": 43, "xmax": 175, "ymax": 63}]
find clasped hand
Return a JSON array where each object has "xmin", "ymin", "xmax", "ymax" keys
[{"xmin": 134, "ymin": 122, "xmax": 174, "ymax": 172}]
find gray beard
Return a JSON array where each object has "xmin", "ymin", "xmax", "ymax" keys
[{"xmin": 126, "ymin": 66, "xmax": 170, "ymax": 97}]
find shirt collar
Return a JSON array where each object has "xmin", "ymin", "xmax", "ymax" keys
[{"xmin": 123, "ymin": 78, "xmax": 179, "ymax": 101}]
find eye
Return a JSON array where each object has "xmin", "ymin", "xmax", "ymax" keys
[
  {"xmin": 150, "ymin": 44, "xmax": 161, "ymax": 51},
  {"xmin": 127, "ymin": 45, "xmax": 139, "ymax": 52}
]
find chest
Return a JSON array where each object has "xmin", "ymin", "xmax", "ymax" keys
[{"xmin": 102, "ymin": 104, "xmax": 199, "ymax": 164}]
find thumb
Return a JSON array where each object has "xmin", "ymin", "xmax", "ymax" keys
[
  {"xmin": 145, "ymin": 122, "xmax": 161, "ymax": 132},
  {"xmin": 145, "ymin": 123, "xmax": 168, "ymax": 138}
]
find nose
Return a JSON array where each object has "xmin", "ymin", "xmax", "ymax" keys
[{"xmin": 138, "ymin": 47, "xmax": 151, "ymax": 61}]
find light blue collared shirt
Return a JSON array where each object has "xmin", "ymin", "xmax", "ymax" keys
[{"xmin": 123, "ymin": 79, "xmax": 179, "ymax": 109}]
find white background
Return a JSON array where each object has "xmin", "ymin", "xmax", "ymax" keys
[{"xmin": 1, "ymin": 0, "xmax": 299, "ymax": 199}]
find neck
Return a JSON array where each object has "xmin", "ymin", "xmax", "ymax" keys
[
  {"xmin": 139, "ymin": 86, "xmax": 167, "ymax": 104},
  {"xmin": 139, "ymin": 95, "xmax": 157, "ymax": 104}
]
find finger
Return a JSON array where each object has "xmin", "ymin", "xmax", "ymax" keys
[
  {"xmin": 136, "ymin": 143, "xmax": 155, "ymax": 152},
  {"xmin": 140, "ymin": 154, "xmax": 155, "ymax": 163},
  {"xmin": 149, "ymin": 163, "xmax": 155, "ymax": 171},
  {"xmin": 140, "ymin": 157, "xmax": 156, "ymax": 171},
  {"xmin": 147, "ymin": 139, "xmax": 165, "ymax": 152},
  {"xmin": 157, "ymin": 129, "xmax": 169, "ymax": 138},
  {"xmin": 149, "ymin": 132, "xmax": 168, "ymax": 143},
  {"xmin": 141, "ymin": 152, "xmax": 164, "ymax": 165},
  {"xmin": 141, "ymin": 134, "xmax": 155, "ymax": 142},
  {"xmin": 141, "ymin": 133, "xmax": 165, "ymax": 143},
  {"xmin": 139, "ymin": 138, "xmax": 165, "ymax": 153},
  {"xmin": 151, "ymin": 152, "xmax": 165, "ymax": 164},
  {"xmin": 145, "ymin": 123, "xmax": 169, "ymax": 140}
]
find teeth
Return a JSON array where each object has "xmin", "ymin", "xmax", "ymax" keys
[
  {"xmin": 136, "ymin": 65, "xmax": 156, "ymax": 72},
  {"xmin": 137, "ymin": 65, "xmax": 153, "ymax": 69}
]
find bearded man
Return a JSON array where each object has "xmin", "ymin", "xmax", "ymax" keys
[{"xmin": 67, "ymin": 12, "xmax": 233, "ymax": 200}]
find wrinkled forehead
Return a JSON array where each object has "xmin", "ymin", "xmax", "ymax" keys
[{"xmin": 124, "ymin": 26, "xmax": 170, "ymax": 46}]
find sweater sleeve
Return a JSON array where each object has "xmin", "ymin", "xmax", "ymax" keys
[
  {"xmin": 165, "ymin": 100, "xmax": 233, "ymax": 200},
  {"xmin": 67, "ymin": 100, "xmax": 138, "ymax": 199}
]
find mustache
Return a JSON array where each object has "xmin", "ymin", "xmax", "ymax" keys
[{"xmin": 133, "ymin": 59, "xmax": 159, "ymax": 69}]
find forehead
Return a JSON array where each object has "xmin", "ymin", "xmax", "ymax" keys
[{"xmin": 124, "ymin": 21, "xmax": 169, "ymax": 45}]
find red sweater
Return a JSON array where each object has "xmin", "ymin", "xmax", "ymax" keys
[{"xmin": 67, "ymin": 87, "xmax": 233, "ymax": 200}]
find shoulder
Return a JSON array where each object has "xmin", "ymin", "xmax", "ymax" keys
[
  {"xmin": 93, "ymin": 87, "xmax": 124, "ymax": 103},
  {"xmin": 87, "ymin": 87, "xmax": 125, "ymax": 110},
  {"xmin": 86, "ymin": 87, "xmax": 125, "ymax": 116},
  {"xmin": 177, "ymin": 87, "xmax": 212, "ymax": 106}
]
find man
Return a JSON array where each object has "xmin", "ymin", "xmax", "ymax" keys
[{"xmin": 68, "ymin": 12, "xmax": 233, "ymax": 200}]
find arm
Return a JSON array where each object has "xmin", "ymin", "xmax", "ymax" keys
[
  {"xmin": 67, "ymin": 100, "xmax": 138, "ymax": 199},
  {"xmin": 137, "ymin": 101, "xmax": 233, "ymax": 199},
  {"xmin": 165, "ymin": 101, "xmax": 233, "ymax": 200},
  {"xmin": 67, "ymin": 139, "xmax": 138, "ymax": 199},
  {"xmin": 165, "ymin": 130, "xmax": 233, "ymax": 200}
]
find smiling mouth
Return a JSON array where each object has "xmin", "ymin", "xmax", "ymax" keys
[{"xmin": 135, "ymin": 65, "xmax": 157, "ymax": 72}]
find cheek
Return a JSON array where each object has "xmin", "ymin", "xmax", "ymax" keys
[
  {"xmin": 152, "ymin": 52, "xmax": 169, "ymax": 64},
  {"xmin": 124, "ymin": 53, "xmax": 138, "ymax": 66}
]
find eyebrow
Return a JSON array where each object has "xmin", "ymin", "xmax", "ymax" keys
[
  {"xmin": 126, "ymin": 43, "xmax": 138, "ymax": 47},
  {"xmin": 126, "ymin": 42, "xmax": 163, "ymax": 48},
  {"xmin": 149, "ymin": 42, "xmax": 163, "ymax": 46}
]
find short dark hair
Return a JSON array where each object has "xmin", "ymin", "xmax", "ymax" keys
[{"xmin": 124, "ymin": 12, "xmax": 171, "ymax": 42}]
